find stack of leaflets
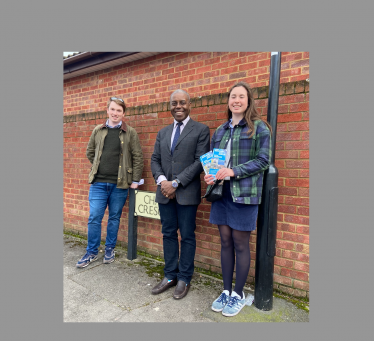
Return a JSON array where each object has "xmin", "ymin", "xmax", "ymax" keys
[{"xmin": 200, "ymin": 149, "xmax": 227, "ymax": 179}]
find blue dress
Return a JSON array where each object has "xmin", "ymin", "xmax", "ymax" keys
[{"xmin": 209, "ymin": 181, "xmax": 258, "ymax": 231}]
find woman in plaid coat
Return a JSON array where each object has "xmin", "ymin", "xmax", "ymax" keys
[{"xmin": 204, "ymin": 82, "xmax": 272, "ymax": 317}]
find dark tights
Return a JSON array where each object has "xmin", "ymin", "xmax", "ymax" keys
[{"xmin": 218, "ymin": 224, "xmax": 251, "ymax": 298}]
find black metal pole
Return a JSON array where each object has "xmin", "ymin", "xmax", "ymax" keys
[
  {"xmin": 127, "ymin": 188, "xmax": 138, "ymax": 260},
  {"xmin": 254, "ymin": 52, "xmax": 281, "ymax": 311}
]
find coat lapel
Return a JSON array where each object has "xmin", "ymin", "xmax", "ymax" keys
[
  {"xmin": 165, "ymin": 123, "xmax": 174, "ymax": 153},
  {"xmin": 174, "ymin": 118, "xmax": 195, "ymax": 149}
]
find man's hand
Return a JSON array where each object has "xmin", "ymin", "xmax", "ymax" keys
[
  {"xmin": 160, "ymin": 180, "xmax": 176, "ymax": 197},
  {"xmin": 130, "ymin": 183, "xmax": 139, "ymax": 189}
]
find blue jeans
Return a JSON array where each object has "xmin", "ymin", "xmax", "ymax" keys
[
  {"xmin": 158, "ymin": 200, "xmax": 198, "ymax": 284},
  {"xmin": 86, "ymin": 182, "xmax": 128, "ymax": 255}
]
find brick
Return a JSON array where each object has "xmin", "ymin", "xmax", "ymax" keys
[
  {"xmin": 298, "ymin": 188, "xmax": 309, "ymax": 197},
  {"xmin": 247, "ymin": 67, "xmax": 268, "ymax": 76},
  {"xmin": 300, "ymin": 169, "xmax": 309, "ymax": 178},
  {"xmin": 204, "ymin": 57, "xmax": 220, "ymax": 66},
  {"xmin": 277, "ymin": 113, "xmax": 303, "ymax": 123},
  {"xmin": 280, "ymin": 69, "xmax": 301, "ymax": 78},
  {"xmin": 282, "ymin": 53, "xmax": 303, "ymax": 62},
  {"xmin": 279, "ymin": 169, "xmax": 299, "ymax": 178},
  {"xmin": 285, "ymin": 141, "xmax": 309, "ymax": 150},
  {"xmin": 274, "ymin": 257, "xmax": 294, "ymax": 268},
  {"xmin": 277, "ymin": 132, "xmax": 301, "ymax": 141},
  {"xmin": 283, "ymin": 232, "xmax": 309, "ymax": 244},
  {"xmin": 273, "ymin": 274, "xmax": 292, "ymax": 286},
  {"xmin": 188, "ymin": 61, "xmax": 204, "ymax": 69},
  {"xmin": 291, "ymin": 59, "xmax": 309, "ymax": 68},
  {"xmin": 302, "ymin": 67, "xmax": 309, "ymax": 74},
  {"xmin": 204, "ymin": 70, "xmax": 220, "ymax": 78},
  {"xmin": 285, "ymin": 214, "xmax": 309, "ymax": 225},
  {"xmin": 275, "ymin": 159, "xmax": 286, "ymax": 169},
  {"xmin": 293, "ymin": 280, "xmax": 309, "ymax": 291},
  {"xmin": 286, "ymin": 160, "xmax": 309, "ymax": 169},
  {"xmin": 290, "ymin": 75, "xmax": 309, "ymax": 82},
  {"xmin": 196, "ymin": 66, "xmax": 212, "ymax": 74},
  {"xmin": 280, "ymin": 268, "xmax": 308, "ymax": 282},
  {"xmin": 278, "ymin": 94, "xmax": 305, "ymax": 105},
  {"xmin": 229, "ymin": 71, "xmax": 247, "ymax": 80},
  {"xmin": 248, "ymin": 52, "xmax": 269, "ymax": 62},
  {"xmin": 278, "ymin": 223, "xmax": 296, "ymax": 232},
  {"xmin": 297, "ymin": 207, "xmax": 309, "ymax": 216},
  {"xmin": 290, "ymin": 103, "xmax": 309, "ymax": 112},
  {"xmin": 285, "ymin": 196, "xmax": 309, "ymax": 206},
  {"xmin": 239, "ymin": 62, "xmax": 258, "ymax": 71},
  {"xmin": 276, "ymin": 240, "xmax": 295, "ymax": 250},
  {"xmin": 221, "ymin": 66, "xmax": 239, "ymax": 75},
  {"xmin": 300, "ymin": 150, "xmax": 309, "ymax": 159},
  {"xmin": 286, "ymin": 178, "xmax": 309, "ymax": 187},
  {"xmin": 282, "ymin": 250, "xmax": 309, "ymax": 262},
  {"xmin": 278, "ymin": 205, "xmax": 297, "ymax": 214},
  {"xmin": 296, "ymin": 225, "xmax": 309, "ymax": 234},
  {"xmin": 275, "ymin": 150, "xmax": 299, "ymax": 159},
  {"xmin": 301, "ymin": 131, "xmax": 309, "ymax": 140}
]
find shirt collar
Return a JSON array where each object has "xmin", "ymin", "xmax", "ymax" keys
[
  {"xmin": 224, "ymin": 117, "xmax": 246, "ymax": 129},
  {"xmin": 100, "ymin": 120, "xmax": 127, "ymax": 131},
  {"xmin": 173, "ymin": 115, "xmax": 190, "ymax": 128},
  {"xmin": 106, "ymin": 119, "xmax": 122, "ymax": 129}
]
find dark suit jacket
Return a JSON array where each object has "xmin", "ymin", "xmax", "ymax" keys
[{"xmin": 151, "ymin": 118, "xmax": 210, "ymax": 205}]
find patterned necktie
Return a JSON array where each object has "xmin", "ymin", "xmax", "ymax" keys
[{"xmin": 171, "ymin": 122, "xmax": 183, "ymax": 155}]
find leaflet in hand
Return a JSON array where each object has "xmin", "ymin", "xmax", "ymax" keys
[
  {"xmin": 200, "ymin": 149, "xmax": 227, "ymax": 179},
  {"xmin": 200, "ymin": 151, "xmax": 213, "ymax": 175}
]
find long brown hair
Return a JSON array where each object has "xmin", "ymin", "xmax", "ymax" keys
[{"xmin": 226, "ymin": 81, "xmax": 272, "ymax": 138}]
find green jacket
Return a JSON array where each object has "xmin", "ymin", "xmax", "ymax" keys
[{"xmin": 86, "ymin": 121, "xmax": 143, "ymax": 189}]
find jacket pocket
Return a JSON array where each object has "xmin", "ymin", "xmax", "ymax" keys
[{"xmin": 126, "ymin": 167, "xmax": 133, "ymax": 185}]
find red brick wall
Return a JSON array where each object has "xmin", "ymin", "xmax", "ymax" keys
[{"xmin": 63, "ymin": 52, "xmax": 309, "ymax": 298}]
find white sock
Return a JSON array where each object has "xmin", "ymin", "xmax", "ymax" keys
[
  {"xmin": 232, "ymin": 291, "xmax": 245, "ymax": 300},
  {"xmin": 222, "ymin": 290, "xmax": 230, "ymax": 296}
]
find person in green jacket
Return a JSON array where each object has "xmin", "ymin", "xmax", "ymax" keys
[{"xmin": 76, "ymin": 97, "xmax": 143, "ymax": 268}]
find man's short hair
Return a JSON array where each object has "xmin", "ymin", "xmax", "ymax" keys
[
  {"xmin": 170, "ymin": 89, "xmax": 191, "ymax": 103},
  {"xmin": 107, "ymin": 97, "xmax": 126, "ymax": 113}
]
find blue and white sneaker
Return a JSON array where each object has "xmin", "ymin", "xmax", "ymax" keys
[
  {"xmin": 222, "ymin": 291, "xmax": 246, "ymax": 317},
  {"xmin": 211, "ymin": 290, "xmax": 230, "ymax": 312},
  {"xmin": 76, "ymin": 252, "xmax": 98, "ymax": 268},
  {"xmin": 103, "ymin": 247, "xmax": 115, "ymax": 264}
]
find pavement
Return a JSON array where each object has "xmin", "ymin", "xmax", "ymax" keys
[{"xmin": 63, "ymin": 234, "xmax": 309, "ymax": 322}]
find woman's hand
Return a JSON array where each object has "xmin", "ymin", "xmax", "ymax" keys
[
  {"xmin": 204, "ymin": 174, "xmax": 215, "ymax": 185},
  {"xmin": 215, "ymin": 168, "xmax": 234, "ymax": 180}
]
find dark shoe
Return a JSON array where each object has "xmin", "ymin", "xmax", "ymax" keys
[
  {"xmin": 173, "ymin": 280, "xmax": 190, "ymax": 299},
  {"xmin": 103, "ymin": 247, "xmax": 115, "ymax": 264},
  {"xmin": 151, "ymin": 277, "xmax": 177, "ymax": 295},
  {"xmin": 76, "ymin": 252, "xmax": 98, "ymax": 268}
]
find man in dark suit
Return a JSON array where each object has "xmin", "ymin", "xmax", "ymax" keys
[{"xmin": 150, "ymin": 89, "xmax": 210, "ymax": 299}]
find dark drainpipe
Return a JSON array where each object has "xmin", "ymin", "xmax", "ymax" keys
[{"xmin": 254, "ymin": 52, "xmax": 281, "ymax": 311}]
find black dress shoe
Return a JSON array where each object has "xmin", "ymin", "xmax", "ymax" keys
[
  {"xmin": 173, "ymin": 280, "xmax": 191, "ymax": 299},
  {"xmin": 151, "ymin": 277, "xmax": 177, "ymax": 295}
]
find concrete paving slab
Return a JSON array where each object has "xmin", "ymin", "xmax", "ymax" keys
[
  {"xmin": 69, "ymin": 260, "xmax": 173, "ymax": 310},
  {"xmin": 63, "ymin": 234, "xmax": 309, "ymax": 323},
  {"xmin": 63, "ymin": 277, "xmax": 125, "ymax": 322},
  {"xmin": 122, "ymin": 293, "xmax": 215, "ymax": 322}
]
